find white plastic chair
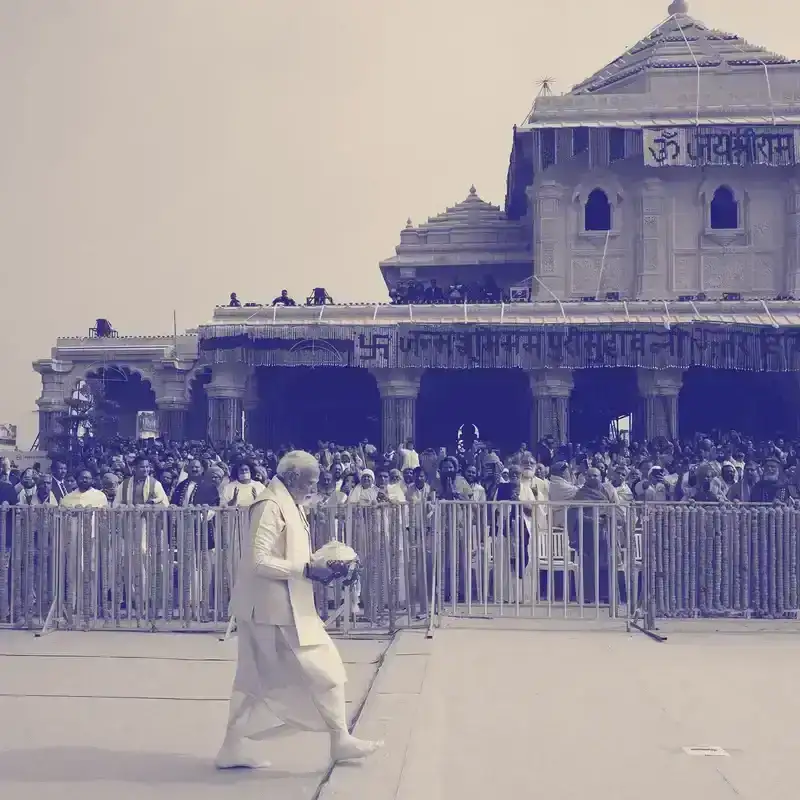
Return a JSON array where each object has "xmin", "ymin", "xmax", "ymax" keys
[{"xmin": 538, "ymin": 527, "xmax": 579, "ymax": 598}]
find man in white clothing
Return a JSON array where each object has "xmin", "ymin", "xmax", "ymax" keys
[{"xmin": 216, "ymin": 450, "xmax": 382, "ymax": 769}]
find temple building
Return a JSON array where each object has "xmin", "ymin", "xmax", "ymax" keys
[{"xmin": 33, "ymin": 2, "xmax": 800, "ymax": 451}]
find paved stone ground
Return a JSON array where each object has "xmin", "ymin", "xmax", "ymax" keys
[
  {"xmin": 0, "ymin": 630, "xmax": 388, "ymax": 800},
  {"xmin": 322, "ymin": 618, "xmax": 800, "ymax": 800}
]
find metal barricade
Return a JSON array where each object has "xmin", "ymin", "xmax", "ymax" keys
[
  {"xmin": 636, "ymin": 502, "xmax": 800, "ymax": 627},
  {"xmin": 0, "ymin": 501, "xmax": 428, "ymax": 636},
  {"xmin": 0, "ymin": 504, "xmax": 248, "ymax": 633},
  {"xmin": 9, "ymin": 499, "xmax": 796, "ymax": 637},
  {"xmin": 431, "ymin": 499, "xmax": 637, "ymax": 623}
]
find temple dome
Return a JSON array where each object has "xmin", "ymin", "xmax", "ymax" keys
[
  {"xmin": 415, "ymin": 185, "xmax": 507, "ymax": 229},
  {"xmin": 378, "ymin": 186, "xmax": 531, "ymax": 280},
  {"xmin": 570, "ymin": 3, "xmax": 796, "ymax": 96}
]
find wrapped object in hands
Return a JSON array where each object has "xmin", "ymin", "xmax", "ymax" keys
[{"xmin": 311, "ymin": 540, "xmax": 361, "ymax": 585}]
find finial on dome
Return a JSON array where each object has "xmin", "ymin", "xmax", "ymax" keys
[
  {"xmin": 405, "ymin": 217, "xmax": 413, "ymax": 228},
  {"xmin": 667, "ymin": 0, "xmax": 688, "ymax": 15},
  {"xmin": 469, "ymin": 184, "xmax": 477, "ymax": 195}
]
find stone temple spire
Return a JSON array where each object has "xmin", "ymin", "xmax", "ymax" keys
[{"xmin": 667, "ymin": 0, "xmax": 688, "ymax": 14}]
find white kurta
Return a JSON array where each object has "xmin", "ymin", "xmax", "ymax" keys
[{"xmin": 225, "ymin": 477, "xmax": 348, "ymax": 741}]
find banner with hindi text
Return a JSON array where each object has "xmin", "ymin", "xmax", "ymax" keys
[{"xmin": 644, "ymin": 126, "xmax": 800, "ymax": 168}]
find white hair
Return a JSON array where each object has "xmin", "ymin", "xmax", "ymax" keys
[{"xmin": 276, "ymin": 450, "xmax": 320, "ymax": 484}]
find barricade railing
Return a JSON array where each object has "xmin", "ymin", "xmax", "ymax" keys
[
  {"xmin": 637, "ymin": 502, "xmax": 800, "ymax": 624},
  {"xmin": 0, "ymin": 501, "xmax": 432, "ymax": 636},
  {"xmin": 0, "ymin": 504, "xmax": 250, "ymax": 634},
  {"xmin": 431, "ymin": 499, "xmax": 638, "ymax": 623},
  {"xmin": 5, "ymin": 499, "xmax": 799, "ymax": 637}
]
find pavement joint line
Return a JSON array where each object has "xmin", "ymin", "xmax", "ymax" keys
[
  {"xmin": 0, "ymin": 652, "xmax": 381, "ymax": 665},
  {"xmin": 317, "ymin": 632, "xmax": 434, "ymax": 800},
  {"xmin": 0, "ymin": 693, "xmax": 232, "ymax": 701},
  {"xmin": 311, "ymin": 633, "xmax": 394, "ymax": 800}
]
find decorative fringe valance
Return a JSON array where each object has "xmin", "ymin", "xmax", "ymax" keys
[{"xmin": 198, "ymin": 323, "xmax": 800, "ymax": 372}]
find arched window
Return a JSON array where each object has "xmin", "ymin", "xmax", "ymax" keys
[
  {"xmin": 710, "ymin": 186, "xmax": 738, "ymax": 230},
  {"xmin": 584, "ymin": 188, "xmax": 612, "ymax": 231}
]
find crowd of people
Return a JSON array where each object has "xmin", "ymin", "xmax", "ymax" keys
[
  {"xmin": 1, "ymin": 429, "xmax": 798, "ymax": 513},
  {"xmin": 222, "ymin": 274, "xmax": 525, "ymax": 312}
]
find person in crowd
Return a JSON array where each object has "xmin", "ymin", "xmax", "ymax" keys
[
  {"xmin": 31, "ymin": 475, "xmax": 57, "ymax": 506},
  {"xmin": 727, "ymin": 461, "xmax": 760, "ymax": 502},
  {"xmin": 101, "ymin": 473, "xmax": 119, "ymax": 504},
  {"xmin": 271, "ymin": 289, "xmax": 296, "ymax": 307},
  {"xmin": 114, "ymin": 455, "xmax": 169, "ymax": 507},
  {"xmin": 347, "ymin": 470, "xmax": 378, "ymax": 504},
  {"xmin": 50, "ymin": 460, "xmax": 69, "ymax": 503},
  {"xmin": 172, "ymin": 459, "xmax": 205, "ymax": 506},
  {"xmin": 397, "ymin": 439, "xmax": 420, "ymax": 471},
  {"xmin": 16, "ymin": 469, "xmax": 37, "ymax": 505},
  {"xmin": 750, "ymin": 457, "xmax": 797, "ymax": 504},
  {"xmin": 222, "ymin": 461, "xmax": 266, "ymax": 508}
]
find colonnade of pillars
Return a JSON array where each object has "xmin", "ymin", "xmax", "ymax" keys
[
  {"xmin": 34, "ymin": 362, "xmax": 687, "ymax": 451},
  {"xmin": 190, "ymin": 365, "xmax": 685, "ymax": 449}
]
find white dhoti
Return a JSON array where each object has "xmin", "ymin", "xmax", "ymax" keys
[{"xmin": 224, "ymin": 620, "xmax": 348, "ymax": 741}]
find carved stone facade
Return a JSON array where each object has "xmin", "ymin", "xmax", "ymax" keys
[
  {"xmin": 530, "ymin": 156, "xmax": 794, "ymax": 301},
  {"xmin": 526, "ymin": 4, "xmax": 800, "ymax": 301},
  {"xmin": 33, "ymin": 335, "xmax": 200, "ymax": 447}
]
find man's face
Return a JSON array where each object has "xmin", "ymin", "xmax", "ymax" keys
[
  {"xmin": 763, "ymin": 462, "xmax": 780, "ymax": 482},
  {"xmin": 584, "ymin": 468, "xmax": 602, "ymax": 489},
  {"xmin": 744, "ymin": 464, "xmax": 759, "ymax": 483},
  {"xmin": 134, "ymin": 460, "xmax": 150, "ymax": 480},
  {"xmin": 360, "ymin": 473, "xmax": 374, "ymax": 489},
  {"xmin": 721, "ymin": 465, "xmax": 736, "ymax": 483},
  {"xmin": 289, "ymin": 466, "xmax": 319, "ymax": 502},
  {"xmin": 465, "ymin": 466, "xmax": 477, "ymax": 483},
  {"xmin": 20, "ymin": 470, "xmax": 35, "ymax": 489},
  {"xmin": 77, "ymin": 470, "xmax": 94, "ymax": 492},
  {"xmin": 237, "ymin": 465, "xmax": 251, "ymax": 482},
  {"xmin": 508, "ymin": 467, "xmax": 521, "ymax": 487},
  {"xmin": 102, "ymin": 474, "xmax": 119, "ymax": 499},
  {"xmin": 440, "ymin": 460, "xmax": 456, "ymax": 479},
  {"xmin": 188, "ymin": 460, "xmax": 204, "ymax": 480},
  {"xmin": 402, "ymin": 468, "xmax": 415, "ymax": 485},
  {"xmin": 319, "ymin": 471, "xmax": 334, "ymax": 492},
  {"xmin": 53, "ymin": 461, "xmax": 67, "ymax": 479},
  {"xmin": 376, "ymin": 471, "xmax": 389, "ymax": 488}
]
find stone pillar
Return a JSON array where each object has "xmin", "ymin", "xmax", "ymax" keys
[
  {"xmin": 36, "ymin": 403, "xmax": 67, "ymax": 451},
  {"xmin": 637, "ymin": 177, "xmax": 667, "ymax": 298},
  {"xmin": 529, "ymin": 369, "xmax": 573, "ymax": 444},
  {"xmin": 156, "ymin": 401, "xmax": 189, "ymax": 441},
  {"xmin": 636, "ymin": 369, "xmax": 683, "ymax": 442},
  {"xmin": 206, "ymin": 363, "xmax": 251, "ymax": 445},
  {"xmin": 371, "ymin": 368, "xmax": 423, "ymax": 452},
  {"xmin": 243, "ymin": 376, "xmax": 261, "ymax": 446},
  {"xmin": 33, "ymin": 359, "xmax": 74, "ymax": 451},
  {"xmin": 786, "ymin": 180, "xmax": 800, "ymax": 295},
  {"xmin": 529, "ymin": 180, "xmax": 567, "ymax": 298}
]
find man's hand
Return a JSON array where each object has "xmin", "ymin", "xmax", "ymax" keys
[{"xmin": 304, "ymin": 563, "xmax": 335, "ymax": 584}]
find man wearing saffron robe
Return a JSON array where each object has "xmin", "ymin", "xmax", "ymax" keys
[{"xmin": 216, "ymin": 450, "xmax": 382, "ymax": 769}]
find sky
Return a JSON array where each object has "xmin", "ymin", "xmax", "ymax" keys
[{"xmin": 0, "ymin": 0, "xmax": 796, "ymax": 448}]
